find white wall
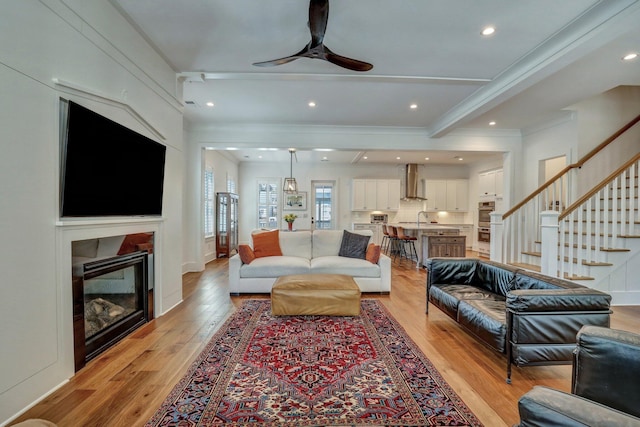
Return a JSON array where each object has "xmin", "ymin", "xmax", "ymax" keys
[
  {"xmin": 0, "ymin": 2, "xmax": 184, "ymax": 424},
  {"xmin": 570, "ymin": 86, "xmax": 640, "ymax": 193}
]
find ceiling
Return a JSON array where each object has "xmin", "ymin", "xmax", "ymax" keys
[{"xmin": 112, "ymin": 0, "xmax": 640, "ymax": 164}]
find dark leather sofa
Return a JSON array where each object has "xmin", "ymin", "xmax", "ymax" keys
[
  {"xmin": 517, "ymin": 325, "xmax": 640, "ymax": 426},
  {"xmin": 425, "ymin": 258, "xmax": 612, "ymax": 382}
]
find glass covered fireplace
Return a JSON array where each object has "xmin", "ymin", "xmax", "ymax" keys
[{"xmin": 72, "ymin": 233, "xmax": 154, "ymax": 371}]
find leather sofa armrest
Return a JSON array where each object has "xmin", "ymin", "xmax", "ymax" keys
[
  {"xmin": 506, "ymin": 288, "xmax": 611, "ymax": 312},
  {"xmin": 573, "ymin": 326, "xmax": 640, "ymax": 418},
  {"xmin": 517, "ymin": 386, "xmax": 640, "ymax": 427}
]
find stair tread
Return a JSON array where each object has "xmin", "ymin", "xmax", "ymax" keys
[{"xmin": 564, "ymin": 274, "xmax": 595, "ymax": 281}]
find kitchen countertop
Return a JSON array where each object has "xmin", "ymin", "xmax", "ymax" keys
[{"xmin": 388, "ymin": 222, "xmax": 460, "ymax": 231}]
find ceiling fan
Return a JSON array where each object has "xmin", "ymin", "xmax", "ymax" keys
[{"xmin": 252, "ymin": 0, "xmax": 373, "ymax": 72}]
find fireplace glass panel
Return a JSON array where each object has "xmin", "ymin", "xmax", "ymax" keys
[{"xmin": 84, "ymin": 264, "xmax": 141, "ymax": 340}]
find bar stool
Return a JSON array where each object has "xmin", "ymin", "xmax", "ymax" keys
[
  {"xmin": 387, "ymin": 225, "xmax": 400, "ymax": 260},
  {"xmin": 381, "ymin": 224, "xmax": 391, "ymax": 254},
  {"xmin": 397, "ymin": 226, "xmax": 418, "ymax": 264}
]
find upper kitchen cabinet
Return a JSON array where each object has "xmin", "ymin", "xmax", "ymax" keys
[
  {"xmin": 425, "ymin": 179, "xmax": 468, "ymax": 211},
  {"xmin": 352, "ymin": 179, "xmax": 377, "ymax": 210},
  {"xmin": 447, "ymin": 179, "xmax": 469, "ymax": 211},
  {"xmin": 351, "ymin": 179, "xmax": 400, "ymax": 211},
  {"xmin": 478, "ymin": 169, "xmax": 503, "ymax": 199},
  {"xmin": 377, "ymin": 179, "xmax": 401, "ymax": 210}
]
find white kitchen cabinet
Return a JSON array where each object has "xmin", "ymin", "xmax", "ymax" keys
[
  {"xmin": 446, "ymin": 180, "xmax": 469, "ymax": 211},
  {"xmin": 378, "ymin": 179, "xmax": 401, "ymax": 210},
  {"xmin": 352, "ymin": 179, "xmax": 400, "ymax": 211},
  {"xmin": 479, "ymin": 169, "xmax": 503, "ymax": 199},
  {"xmin": 352, "ymin": 179, "xmax": 377, "ymax": 210},
  {"xmin": 494, "ymin": 169, "xmax": 504, "ymax": 198},
  {"xmin": 425, "ymin": 179, "xmax": 468, "ymax": 211},
  {"xmin": 425, "ymin": 180, "xmax": 446, "ymax": 211}
]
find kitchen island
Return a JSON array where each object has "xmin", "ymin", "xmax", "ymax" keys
[{"xmin": 387, "ymin": 223, "xmax": 466, "ymax": 268}]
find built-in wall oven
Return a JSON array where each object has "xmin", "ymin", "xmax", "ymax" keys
[
  {"xmin": 477, "ymin": 201, "xmax": 494, "ymax": 258},
  {"xmin": 478, "ymin": 201, "xmax": 495, "ymax": 227}
]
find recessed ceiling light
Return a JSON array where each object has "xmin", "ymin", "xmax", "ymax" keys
[
  {"xmin": 206, "ymin": 101, "xmax": 214, "ymax": 107},
  {"xmin": 321, "ymin": 156, "xmax": 329, "ymax": 161},
  {"xmin": 489, "ymin": 121, "xmax": 496, "ymax": 126},
  {"xmin": 308, "ymin": 101, "xmax": 316, "ymax": 107},
  {"xmin": 424, "ymin": 157, "xmax": 430, "ymax": 161},
  {"xmin": 363, "ymin": 156, "xmax": 368, "ymax": 160},
  {"xmin": 454, "ymin": 156, "xmax": 464, "ymax": 161},
  {"xmin": 410, "ymin": 103, "xmax": 418, "ymax": 110},
  {"xmin": 481, "ymin": 26, "xmax": 496, "ymax": 36},
  {"xmin": 258, "ymin": 155, "xmax": 263, "ymax": 159},
  {"xmin": 396, "ymin": 156, "xmax": 401, "ymax": 160},
  {"xmin": 623, "ymin": 52, "xmax": 638, "ymax": 61}
]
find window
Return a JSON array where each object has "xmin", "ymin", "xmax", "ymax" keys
[
  {"xmin": 257, "ymin": 179, "xmax": 279, "ymax": 229},
  {"xmin": 227, "ymin": 176, "xmax": 236, "ymax": 194},
  {"xmin": 313, "ymin": 181, "xmax": 335, "ymax": 229},
  {"xmin": 204, "ymin": 168, "xmax": 214, "ymax": 237}
]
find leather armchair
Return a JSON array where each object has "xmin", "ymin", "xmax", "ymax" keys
[{"xmin": 516, "ymin": 325, "xmax": 640, "ymax": 426}]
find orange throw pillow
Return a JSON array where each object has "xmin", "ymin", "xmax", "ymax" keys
[
  {"xmin": 252, "ymin": 230, "xmax": 283, "ymax": 258},
  {"xmin": 238, "ymin": 244, "xmax": 256, "ymax": 264},
  {"xmin": 366, "ymin": 243, "xmax": 381, "ymax": 264}
]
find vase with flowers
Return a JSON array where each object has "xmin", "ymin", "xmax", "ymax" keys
[{"xmin": 284, "ymin": 213, "xmax": 297, "ymax": 231}]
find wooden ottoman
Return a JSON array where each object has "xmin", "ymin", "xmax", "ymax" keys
[{"xmin": 271, "ymin": 274, "xmax": 361, "ymax": 316}]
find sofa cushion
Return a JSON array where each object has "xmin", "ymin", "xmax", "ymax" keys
[
  {"xmin": 239, "ymin": 255, "xmax": 310, "ymax": 278},
  {"xmin": 338, "ymin": 230, "xmax": 370, "ymax": 259},
  {"xmin": 475, "ymin": 260, "xmax": 519, "ymax": 296},
  {"xmin": 514, "ymin": 270, "xmax": 582, "ymax": 290},
  {"xmin": 311, "ymin": 256, "xmax": 380, "ymax": 278},
  {"xmin": 366, "ymin": 243, "xmax": 381, "ymax": 264},
  {"xmin": 428, "ymin": 258, "xmax": 477, "ymax": 286},
  {"xmin": 458, "ymin": 299, "xmax": 507, "ymax": 352},
  {"xmin": 429, "ymin": 284, "xmax": 504, "ymax": 319},
  {"xmin": 279, "ymin": 230, "xmax": 312, "ymax": 258},
  {"xmin": 312, "ymin": 229, "xmax": 372, "ymax": 258},
  {"xmin": 238, "ymin": 244, "xmax": 256, "ymax": 264},
  {"xmin": 252, "ymin": 229, "xmax": 283, "ymax": 258}
]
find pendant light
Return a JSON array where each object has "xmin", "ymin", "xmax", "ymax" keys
[{"xmin": 283, "ymin": 148, "xmax": 298, "ymax": 193}]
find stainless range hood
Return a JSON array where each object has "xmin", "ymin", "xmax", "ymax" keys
[{"xmin": 403, "ymin": 164, "xmax": 427, "ymax": 200}]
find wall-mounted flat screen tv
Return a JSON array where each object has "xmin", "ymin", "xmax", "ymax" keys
[{"xmin": 60, "ymin": 100, "xmax": 166, "ymax": 217}]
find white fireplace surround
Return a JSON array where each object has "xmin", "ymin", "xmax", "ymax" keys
[{"xmin": 56, "ymin": 217, "xmax": 165, "ymax": 378}]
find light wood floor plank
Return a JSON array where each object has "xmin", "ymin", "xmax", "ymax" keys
[{"xmin": 10, "ymin": 254, "xmax": 640, "ymax": 426}]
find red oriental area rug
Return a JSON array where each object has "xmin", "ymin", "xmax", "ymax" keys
[{"xmin": 146, "ymin": 299, "xmax": 483, "ymax": 426}]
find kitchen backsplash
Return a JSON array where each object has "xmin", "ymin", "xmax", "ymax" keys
[{"xmin": 351, "ymin": 200, "xmax": 472, "ymax": 225}]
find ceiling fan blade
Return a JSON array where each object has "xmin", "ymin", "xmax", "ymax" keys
[
  {"xmin": 252, "ymin": 56, "xmax": 300, "ymax": 67},
  {"xmin": 324, "ymin": 46, "xmax": 373, "ymax": 72},
  {"xmin": 309, "ymin": 0, "xmax": 329, "ymax": 46},
  {"xmin": 252, "ymin": 45, "xmax": 310, "ymax": 67}
]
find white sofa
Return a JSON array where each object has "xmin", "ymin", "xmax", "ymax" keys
[{"xmin": 229, "ymin": 229, "xmax": 391, "ymax": 294}]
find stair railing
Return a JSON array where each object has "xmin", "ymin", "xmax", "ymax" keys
[
  {"xmin": 556, "ymin": 153, "xmax": 639, "ymax": 279},
  {"xmin": 500, "ymin": 113, "xmax": 640, "ymax": 271}
]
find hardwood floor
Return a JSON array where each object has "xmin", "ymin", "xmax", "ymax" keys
[{"xmin": 11, "ymin": 255, "xmax": 640, "ymax": 426}]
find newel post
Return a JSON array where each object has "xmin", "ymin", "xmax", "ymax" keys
[
  {"xmin": 540, "ymin": 211, "xmax": 559, "ymax": 276},
  {"xmin": 490, "ymin": 211, "xmax": 503, "ymax": 262}
]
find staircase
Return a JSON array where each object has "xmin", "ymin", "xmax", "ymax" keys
[{"xmin": 496, "ymin": 114, "xmax": 640, "ymax": 304}]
